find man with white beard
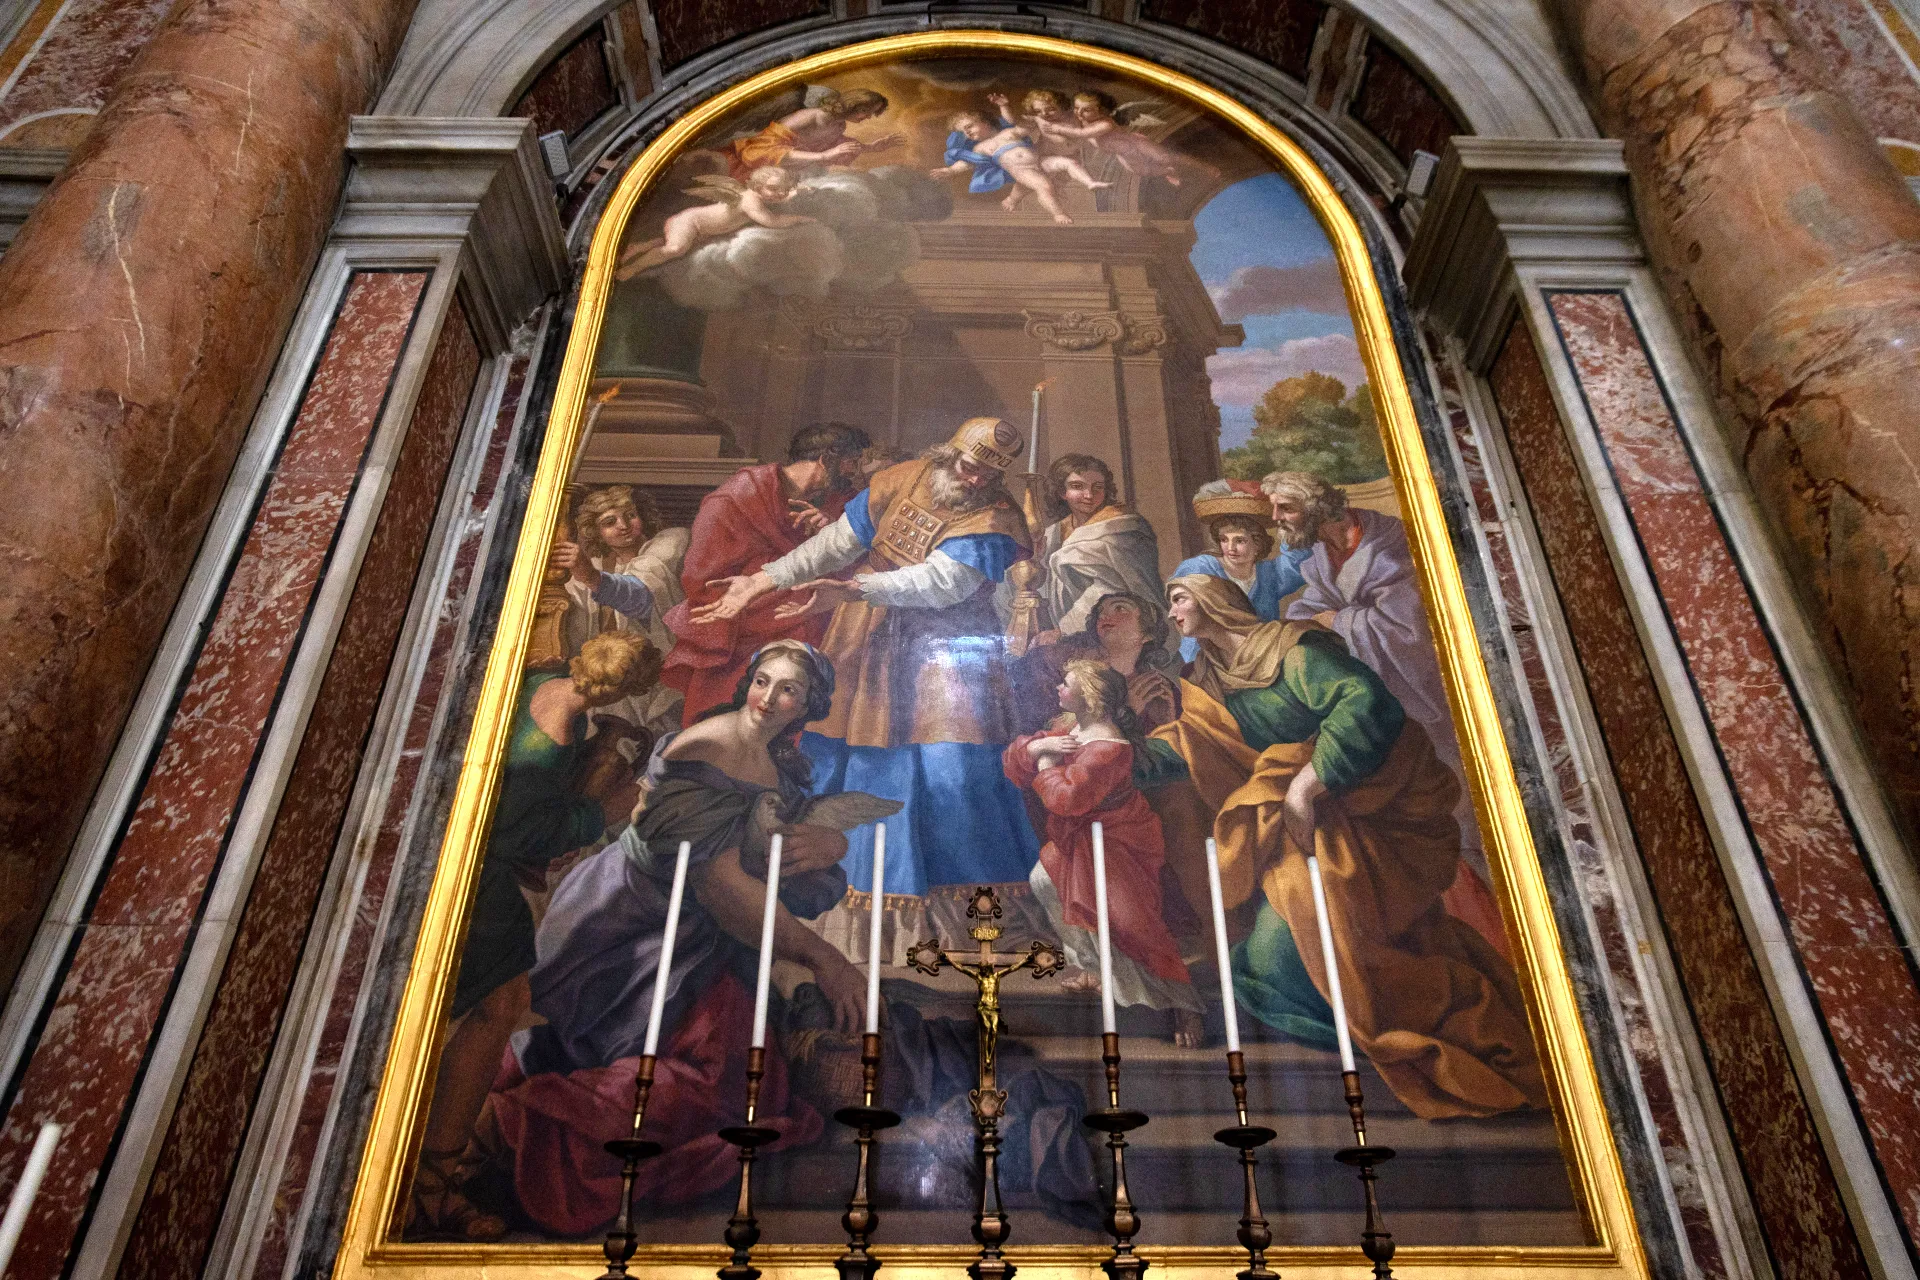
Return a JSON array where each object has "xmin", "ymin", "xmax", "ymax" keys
[
  {"xmin": 1267, "ymin": 470, "xmax": 1510, "ymax": 957},
  {"xmin": 692, "ymin": 417, "xmax": 1044, "ymax": 921}
]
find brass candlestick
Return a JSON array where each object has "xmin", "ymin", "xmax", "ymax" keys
[
  {"xmin": 1333, "ymin": 1069, "xmax": 1396, "ymax": 1279},
  {"xmin": 716, "ymin": 1046, "xmax": 781, "ymax": 1280},
  {"xmin": 597, "ymin": 1054, "xmax": 664, "ymax": 1278},
  {"xmin": 1082, "ymin": 1030, "xmax": 1150, "ymax": 1280},
  {"xmin": 1211, "ymin": 1049, "xmax": 1279, "ymax": 1280},
  {"xmin": 907, "ymin": 887, "xmax": 1064, "ymax": 1280},
  {"xmin": 834, "ymin": 1031, "xmax": 901, "ymax": 1280}
]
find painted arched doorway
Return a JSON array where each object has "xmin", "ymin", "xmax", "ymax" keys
[{"xmin": 340, "ymin": 32, "xmax": 1648, "ymax": 1280}]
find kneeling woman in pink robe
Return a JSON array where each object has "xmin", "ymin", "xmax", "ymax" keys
[{"xmin": 1004, "ymin": 657, "xmax": 1203, "ymax": 1045}]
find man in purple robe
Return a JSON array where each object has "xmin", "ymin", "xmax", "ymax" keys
[{"xmin": 1266, "ymin": 471, "xmax": 1510, "ymax": 955}]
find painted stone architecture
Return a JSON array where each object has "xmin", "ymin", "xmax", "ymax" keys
[{"xmin": 0, "ymin": 1, "xmax": 1914, "ymax": 1279}]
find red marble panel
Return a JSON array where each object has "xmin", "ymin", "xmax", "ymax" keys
[
  {"xmin": 246, "ymin": 347, "xmax": 530, "ymax": 1280},
  {"xmin": 1137, "ymin": 0, "xmax": 1325, "ymax": 81},
  {"xmin": 0, "ymin": 269, "xmax": 426, "ymax": 1280},
  {"xmin": 647, "ymin": 0, "xmax": 827, "ymax": 71},
  {"xmin": 512, "ymin": 27, "xmax": 620, "ymax": 144},
  {"xmin": 1309, "ymin": 10, "xmax": 1363, "ymax": 111},
  {"xmin": 1427, "ymin": 338, "xmax": 1729, "ymax": 1275},
  {"xmin": 1548, "ymin": 288, "xmax": 1920, "ymax": 1242},
  {"xmin": 0, "ymin": 0, "xmax": 176, "ymax": 143},
  {"xmin": 1490, "ymin": 321, "xmax": 1868, "ymax": 1280},
  {"xmin": 119, "ymin": 300, "xmax": 481, "ymax": 1279},
  {"xmin": 1777, "ymin": 0, "xmax": 1920, "ymax": 145},
  {"xmin": 1350, "ymin": 40, "xmax": 1460, "ymax": 167}
]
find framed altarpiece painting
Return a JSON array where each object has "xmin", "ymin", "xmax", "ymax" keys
[{"xmin": 337, "ymin": 30, "xmax": 1652, "ymax": 1280}]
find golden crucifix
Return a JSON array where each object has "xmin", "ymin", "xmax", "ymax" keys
[{"xmin": 906, "ymin": 886, "xmax": 1063, "ymax": 1280}]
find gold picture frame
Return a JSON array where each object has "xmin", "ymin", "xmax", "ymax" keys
[{"xmin": 334, "ymin": 29, "xmax": 1652, "ymax": 1280}]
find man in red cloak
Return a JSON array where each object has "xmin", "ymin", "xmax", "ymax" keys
[{"xmin": 662, "ymin": 422, "xmax": 872, "ymax": 720}]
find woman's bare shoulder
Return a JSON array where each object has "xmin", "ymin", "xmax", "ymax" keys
[{"xmin": 663, "ymin": 718, "xmax": 726, "ymax": 759}]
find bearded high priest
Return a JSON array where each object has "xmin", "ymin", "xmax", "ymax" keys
[{"xmin": 691, "ymin": 417, "xmax": 1044, "ymax": 916}]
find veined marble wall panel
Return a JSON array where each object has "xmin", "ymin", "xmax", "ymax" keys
[
  {"xmin": 1778, "ymin": 0, "xmax": 1920, "ymax": 144},
  {"xmin": 0, "ymin": 0, "xmax": 172, "ymax": 146},
  {"xmin": 648, "ymin": 0, "xmax": 828, "ymax": 69},
  {"xmin": 1137, "ymin": 0, "xmax": 1326, "ymax": 79},
  {"xmin": 511, "ymin": 25, "xmax": 620, "ymax": 145},
  {"xmin": 1425, "ymin": 332, "xmax": 1736, "ymax": 1278},
  {"xmin": 244, "ymin": 337, "xmax": 536, "ymax": 1280},
  {"xmin": 118, "ymin": 299, "xmax": 482, "ymax": 1280},
  {"xmin": 1489, "ymin": 320, "xmax": 1870, "ymax": 1280},
  {"xmin": 0, "ymin": 268, "xmax": 428, "ymax": 1280},
  {"xmin": 1349, "ymin": 38, "xmax": 1461, "ymax": 166},
  {"xmin": 1544, "ymin": 288, "xmax": 1920, "ymax": 1252}
]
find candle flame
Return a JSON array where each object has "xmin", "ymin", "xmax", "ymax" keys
[
  {"xmin": 594, "ymin": 382, "xmax": 623, "ymax": 406},
  {"xmin": 1033, "ymin": 379, "xmax": 1052, "ymax": 393}
]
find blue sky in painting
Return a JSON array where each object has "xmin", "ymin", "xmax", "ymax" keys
[{"xmin": 1191, "ymin": 173, "xmax": 1363, "ymax": 448}]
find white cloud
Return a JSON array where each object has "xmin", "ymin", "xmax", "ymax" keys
[
  {"xmin": 1207, "ymin": 259, "xmax": 1348, "ymax": 320},
  {"xmin": 1206, "ymin": 333, "xmax": 1368, "ymax": 407}
]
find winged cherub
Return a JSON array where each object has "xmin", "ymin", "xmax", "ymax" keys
[
  {"xmin": 615, "ymin": 168, "xmax": 816, "ymax": 279},
  {"xmin": 932, "ymin": 98, "xmax": 1108, "ymax": 226},
  {"xmin": 1032, "ymin": 90, "xmax": 1220, "ymax": 187}
]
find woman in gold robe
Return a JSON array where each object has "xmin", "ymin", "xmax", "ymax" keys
[{"xmin": 1140, "ymin": 575, "xmax": 1546, "ymax": 1119}]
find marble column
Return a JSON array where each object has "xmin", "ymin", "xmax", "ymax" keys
[
  {"xmin": 0, "ymin": 0, "xmax": 419, "ymax": 991},
  {"xmin": 1408, "ymin": 135, "xmax": 1920, "ymax": 1280},
  {"xmin": 1553, "ymin": 0, "xmax": 1920, "ymax": 846},
  {"xmin": 0, "ymin": 117, "xmax": 561, "ymax": 1280}
]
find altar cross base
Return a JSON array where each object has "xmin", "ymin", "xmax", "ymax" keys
[{"xmin": 906, "ymin": 887, "xmax": 1063, "ymax": 1280}]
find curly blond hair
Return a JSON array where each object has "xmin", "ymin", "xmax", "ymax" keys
[
  {"xmin": 1022, "ymin": 89, "xmax": 1071, "ymax": 115},
  {"xmin": 573, "ymin": 485, "xmax": 663, "ymax": 563},
  {"xmin": 1063, "ymin": 657, "xmax": 1125, "ymax": 722},
  {"xmin": 569, "ymin": 631, "xmax": 662, "ymax": 704},
  {"xmin": 1062, "ymin": 657, "xmax": 1151, "ymax": 755}
]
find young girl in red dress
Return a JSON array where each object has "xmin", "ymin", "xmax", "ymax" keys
[{"xmin": 1003, "ymin": 658, "xmax": 1203, "ymax": 1046}]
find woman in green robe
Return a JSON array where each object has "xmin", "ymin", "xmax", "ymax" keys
[{"xmin": 1142, "ymin": 575, "xmax": 1545, "ymax": 1119}]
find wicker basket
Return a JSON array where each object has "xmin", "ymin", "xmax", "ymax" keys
[
  {"xmin": 1191, "ymin": 486, "xmax": 1274, "ymax": 528},
  {"xmin": 784, "ymin": 1027, "xmax": 865, "ymax": 1106}
]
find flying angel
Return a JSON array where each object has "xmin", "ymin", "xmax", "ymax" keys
[
  {"xmin": 697, "ymin": 83, "xmax": 904, "ymax": 179},
  {"xmin": 1032, "ymin": 90, "xmax": 1219, "ymax": 187},
  {"xmin": 615, "ymin": 169, "xmax": 817, "ymax": 279}
]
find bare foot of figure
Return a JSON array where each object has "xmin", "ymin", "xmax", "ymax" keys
[
  {"xmin": 1052, "ymin": 212, "xmax": 1074, "ymax": 225},
  {"xmin": 1001, "ymin": 193, "xmax": 1022, "ymax": 212},
  {"xmin": 1172, "ymin": 1009, "xmax": 1204, "ymax": 1049},
  {"xmin": 1061, "ymin": 970, "xmax": 1101, "ymax": 994}
]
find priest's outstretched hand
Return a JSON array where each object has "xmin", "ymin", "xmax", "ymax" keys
[
  {"xmin": 772, "ymin": 576, "xmax": 863, "ymax": 620},
  {"xmin": 690, "ymin": 569, "xmax": 777, "ymax": 623}
]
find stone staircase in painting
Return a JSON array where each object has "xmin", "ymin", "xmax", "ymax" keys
[{"xmin": 634, "ymin": 967, "xmax": 1587, "ymax": 1251}]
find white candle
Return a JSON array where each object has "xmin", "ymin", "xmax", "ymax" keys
[
  {"xmin": 1306, "ymin": 854, "xmax": 1356, "ymax": 1073},
  {"xmin": 0, "ymin": 1122, "xmax": 61, "ymax": 1277},
  {"xmin": 1203, "ymin": 838, "xmax": 1241, "ymax": 1054},
  {"xmin": 865, "ymin": 823, "xmax": 887, "ymax": 1035},
  {"xmin": 1029, "ymin": 383, "xmax": 1042, "ymax": 472},
  {"xmin": 641, "ymin": 841, "xmax": 693, "ymax": 1058},
  {"xmin": 1091, "ymin": 821, "xmax": 1117, "ymax": 1035},
  {"xmin": 750, "ymin": 833, "xmax": 784, "ymax": 1049}
]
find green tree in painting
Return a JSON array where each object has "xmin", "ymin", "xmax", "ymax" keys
[{"xmin": 1222, "ymin": 372, "xmax": 1389, "ymax": 484}]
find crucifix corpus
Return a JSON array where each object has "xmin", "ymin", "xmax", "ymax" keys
[{"xmin": 906, "ymin": 886, "xmax": 1064, "ymax": 1280}]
